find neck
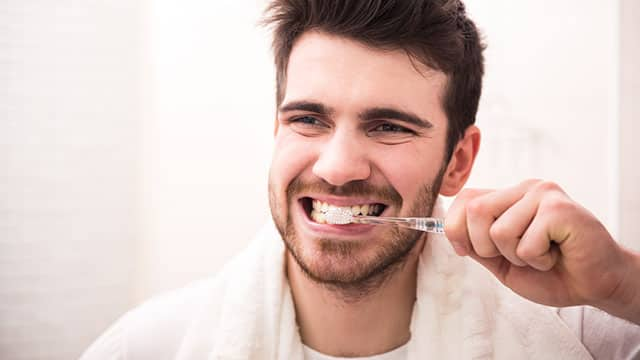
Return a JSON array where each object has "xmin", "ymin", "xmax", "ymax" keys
[{"xmin": 287, "ymin": 238, "xmax": 425, "ymax": 357}]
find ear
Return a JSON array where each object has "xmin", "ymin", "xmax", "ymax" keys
[{"xmin": 439, "ymin": 125, "xmax": 481, "ymax": 196}]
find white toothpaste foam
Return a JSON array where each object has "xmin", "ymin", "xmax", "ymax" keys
[{"xmin": 323, "ymin": 207, "xmax": 354, "ymax": 225}]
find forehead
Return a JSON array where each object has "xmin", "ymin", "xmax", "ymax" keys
[{"xmin": 283, "ymin": 31, "xmax": 447, "ymax": 120}]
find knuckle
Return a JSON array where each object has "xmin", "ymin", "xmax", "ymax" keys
[
  {"xmin": 515, "ymin": 244, "xmax": 537, "ymax": 261},
  {"xmin": 466, "ymin": 199, "xmax": 487, "ymax": 217},
  {"xmin": 534, "ymin": 180, "xmax": 561, "ymax": 193},
  {"xmin": 544, "ymin": 196, "xmax": 576, "ymax": 214},
  {"xmin": 489, "ymin": 222, "xmax": 510, "ymax": 243},
  {"xmin": 515, "ymin": 246, "xmax": 531, "ymax": 260}
]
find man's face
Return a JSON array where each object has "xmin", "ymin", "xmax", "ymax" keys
[{"xmin": 268, "ymin": 31, "xmax": 450, "ymax": 288}]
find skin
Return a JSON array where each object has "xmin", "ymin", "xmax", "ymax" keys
[
  {"xmin": 445, "ymin": 181, "xmax": 640, "ymax": 324},
  {"xmin": 268, "ymin": 30, "xmax": 640, "ymax": 357}
]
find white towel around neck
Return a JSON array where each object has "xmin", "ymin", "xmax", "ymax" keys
[{"xmin": 172, "ymin": 200, "xmax": 593, "ymax": 360}]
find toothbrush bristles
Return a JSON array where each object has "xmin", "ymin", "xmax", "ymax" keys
[{"xmin": 324, "ymin": 207, "xmax": 354, "ymax": 225}]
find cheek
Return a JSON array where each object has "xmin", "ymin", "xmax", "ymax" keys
[
  {"xmin": 374, "ymin": 142, "xmax": 446, "ymax": 206},
  {"xmin": 270, "ymin": 130, "xmax": 317, "ymax": 192}
]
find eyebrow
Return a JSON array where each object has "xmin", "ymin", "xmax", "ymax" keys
[
  {"xmin": 359, "ymin": 107, "xmax": 433, "ymax": 129},
  {"xmin": 279, "ymin": 100, "xmax": 433, "ymax": 129},
  {"xmin": 279, "ymin": 101, "xmax": 335, "ymax": 116}
]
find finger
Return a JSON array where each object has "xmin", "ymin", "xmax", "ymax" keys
[
  {"xmin": 466, "ymin": 195, "xmax": 500, "ymax": 257},
  {"xmin": 516, "ymin": 209, "xmax": 563, "ymax": 271},
  {"xmin": 514, "ymin": 186, "xmax": 576, "ymax": 271},
  {"xmin": 464, "ymin": 180, "xmax": 539, "ymax": 258},
  {"xmin": 444, "ymin": 188, "xmax": 491, "ymax": 255},
  {"xmin": 489, "ymin": 190, "xmax": 540, "ymax": 266}
]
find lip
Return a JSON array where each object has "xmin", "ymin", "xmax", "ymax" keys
[{"xmin": 294, "ymin": 195, "xmax": 391, "ymax": 237}]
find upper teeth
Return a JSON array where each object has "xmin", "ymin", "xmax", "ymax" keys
[{"xmin": 310, "ymin": 200, "xmax": 381, "ymax": 224}]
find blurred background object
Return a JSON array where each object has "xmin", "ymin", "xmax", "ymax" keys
[{"xmin": 1, "ymin": 0, "xmax": 638, "ymax": 358}]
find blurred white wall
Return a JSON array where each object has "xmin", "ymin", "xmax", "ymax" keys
[
  {"xmin": 1, "ymin": 0, "xmax": 638, "ymax": 359},
  {"xmin": 464, "ymin": 0, "xmax": 619, "ymax": 232},
  {"xmin": 2, "ymin": 1, "xmax": 142, "ymax": 359},
  {"xmin": 135, "ymin": 0, "xmax": 275, "ymax": 301},
  {"xmin": 619, "ymin": 0, "xmax": 640, "ymax": 249}
]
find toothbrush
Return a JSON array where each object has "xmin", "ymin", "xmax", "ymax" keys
[{"xmin": 323, "ymin": 207, "xmax": 445, "ymax": 234}]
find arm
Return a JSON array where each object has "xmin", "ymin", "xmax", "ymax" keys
[{"xmin": 593, "ymin": 248, "xmax": 640, "ymax": 324}]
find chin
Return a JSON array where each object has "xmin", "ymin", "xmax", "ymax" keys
[{"xmin": 287, "ymin": 223, "xmax": 420, "ymax": 286}]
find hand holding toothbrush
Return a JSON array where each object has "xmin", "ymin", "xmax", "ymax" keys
[{"xmin": 444, "ymin": 179, "xmax": 640, "ymax": 325}]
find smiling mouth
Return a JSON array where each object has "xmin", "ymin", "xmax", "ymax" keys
[{"xmin": 300, "ymin": 197, "xmax": 387, "ymax": 224}]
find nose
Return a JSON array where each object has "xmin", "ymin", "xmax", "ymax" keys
[{"xmin": 312, "ymin": 131, "xmax": 371, "ymax": 186}]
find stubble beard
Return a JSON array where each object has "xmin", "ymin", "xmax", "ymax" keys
[{"xmin": 269, "ymin": 170, "xmax": 445, "ymax": 303}]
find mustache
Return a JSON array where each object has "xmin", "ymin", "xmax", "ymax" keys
[{"xmin": 286, "ymin": 177, "xmax": 403, "ymax": 206}]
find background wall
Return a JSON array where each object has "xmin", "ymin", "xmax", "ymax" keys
[
  {"xmin": 135, "ymin": 0, "xmax": 274, "ymax": 302},
  {"xmin": 2, "ymin": 1, "xmax": 142, "ymax": 359},
  {"xmin": 620, "ymin": 0, "xmax": 640, "ymax": 252},
  {"xmin": 465, "ymin": 0, "xmax": 619, "ymax": 231},
  {"xmin": 1, "ymin": 0, "xmax": 638, "ymax": 359}
]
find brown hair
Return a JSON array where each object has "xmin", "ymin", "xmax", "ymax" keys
[{"xmin": 263, "ymin": 0, "xmax": 485, "ymax": 160}]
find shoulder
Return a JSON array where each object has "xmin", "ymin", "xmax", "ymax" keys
[
  {"xmin": 80, "ymin": 224, "xmax": 287, "ymax": 359},
  {"xmin": 80, "ymin": 272, "xmax": 235, "ymax": 360},
  {"xmin": 80, "ymin": 278, "xmax": 220, "ymax": 360},
  {"xmin": 126, "ymin": 278, "xmax": 223, "ymax": 353}
]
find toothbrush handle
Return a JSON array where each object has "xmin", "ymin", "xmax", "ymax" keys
[
  {"xmin": 355, "ymin": 216, "xmax": 445, "ymax": 234},
  {"xmin": 409, "ymin": 217, "xmax": 445, "ymax": 234}
]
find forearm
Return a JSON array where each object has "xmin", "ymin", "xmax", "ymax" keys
[{"xmin": 594, "ymin": 247, "xmax": 640, "ymax": 325}]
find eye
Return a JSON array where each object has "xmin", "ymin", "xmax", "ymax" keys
[
  {"xmin": 291, "ymin": 115, "xmax": 326, "ymax": 127},
  {"xmin": 366, "ymin": 121, "xmax": 418, "ymax": 144},
  {"xmin": 285, "ymin": 115, "xmax": 330, "ymax": 137},
  {"xmin": 370, "ymin": 122, "xmax": 414, "ymax": 134}
]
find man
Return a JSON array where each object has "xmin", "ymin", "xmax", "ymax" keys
[{"xmin": 82, "ymin": 0, "xmax": 640, "ymax": 359}]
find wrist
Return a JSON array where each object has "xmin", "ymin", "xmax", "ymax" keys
[{"xmin": 595, "ymin": 247, "xmax": 640, "ymax": 324}]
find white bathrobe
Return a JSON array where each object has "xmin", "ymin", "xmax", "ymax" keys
[{"xmin": 81, "ymin": 203, "xmax": 639, "ymax": 359}]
